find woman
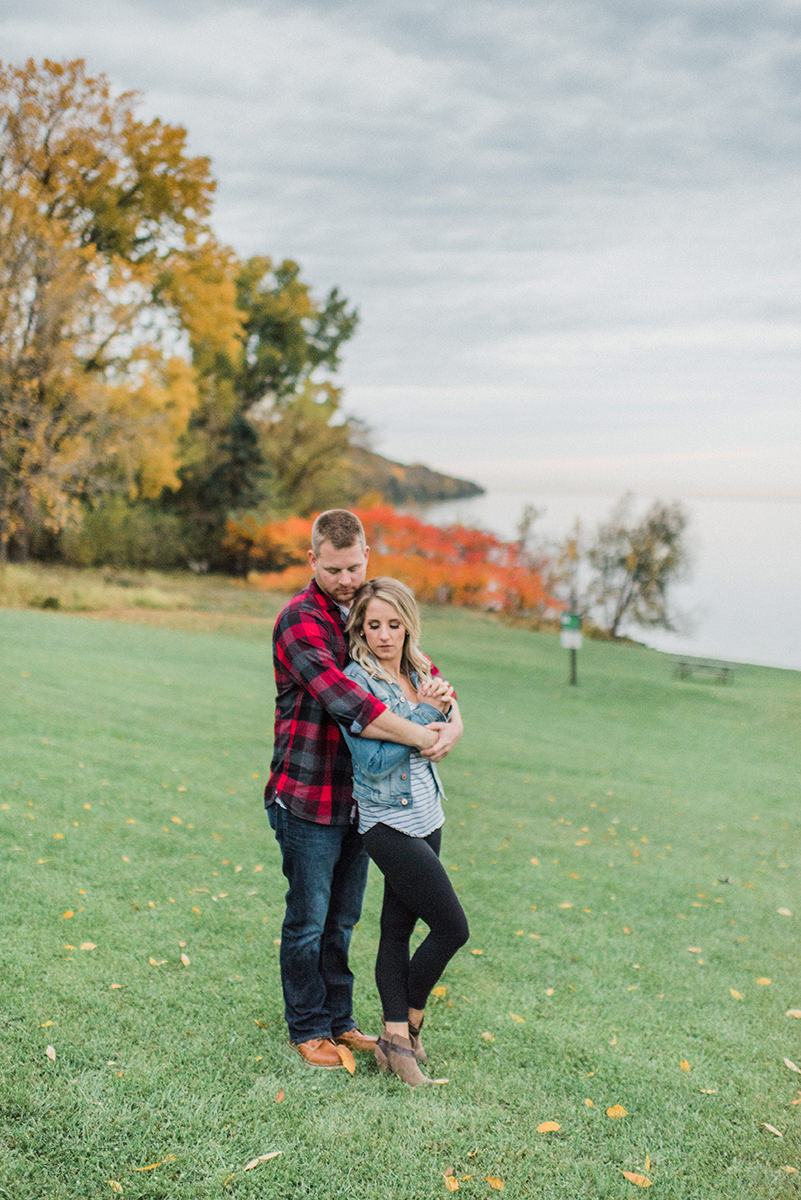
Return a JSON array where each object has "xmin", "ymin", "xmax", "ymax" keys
[{"xmin": 341, "ymin": 578, "xmax": 469, "ymax": 1086}]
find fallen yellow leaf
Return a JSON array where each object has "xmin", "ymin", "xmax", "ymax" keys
[
  {"xmin": 730, "ymin": 989, "xmax": 744, "ymax": 1000},
  {"xmin": 786, "ymin": 1010, "xmax": 801, "ymax": 1018},
  {"xmin": 621, "ymin": 1171, "xmax": 652, "ymax": 1187},
  {"xmin": 80, "ymin": 942, "xmax": 97, "ymax": 951},
  {"xmin": 181, "ymin": 953, "xmax": 190, "ymax": 967},
  {"xmin": 108, "ymin": 1182, "xmax": 123, "ymax": 1194},
  {"xmin": 784, "ymin": 1058, "xmax": 801, "ymax": 1074},
  {"xmin": 762, "ymin": 1123, "xmax": 783, "ymax": 1137},
  {"xmin": 335, "ymin": 1044, "xmax": 356, "ymax": 1075},
  {"xmin": 509, "ymin": 1012, "xmax": 525, "ymax": 1023},
  {"xmin": 537, "ymin": 1121, "xmax": 561, "ymax": 1133},
  {"xmin": 243, "ymin": 1151, "xmax": 282, "ymax": 1170},
  {"xmin": 445, "ymin": 1175, "xmax": 459, "ymax": 1191},
  {"xmin": 62, "ymin": 910, "xmax": 74, "ymax": 919},
  {"xmin": 275, "ymin": 1089, "xmax": 284, "ymax": 1102},
  {"xmin": 680, "ymin": 1060, "xmax": 690, "ymax": 1073},
  {"xmin": 148, "ymin": 957, "xmax": 167, "ymax": 966},
  {"xmin": 432, "ymin": 986, "xmax": 448, "ymax": 999},
  {"xmin": 607, "ymin": 1104, "xmax": 628, "ymax": 1119},
  {"xmin": 486, "ymin": 1178, "xmax": 505, "ymax": 1190},
  {"xmin": 756, "ymin": 977, "xmax": 771, "ymax": 986},
  {"xmin": 46, "ymin": 1045, "xmax": 56, "ymax": 1063}
]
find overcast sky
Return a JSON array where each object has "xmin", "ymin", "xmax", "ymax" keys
[{"xmin": 3, "ymin": 0, "xmax": 801, "ymax": 500}]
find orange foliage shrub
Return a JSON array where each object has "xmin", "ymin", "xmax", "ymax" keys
[{"xmin": 227, "ymin": 506, "xmax": 558, "ymax": 615}]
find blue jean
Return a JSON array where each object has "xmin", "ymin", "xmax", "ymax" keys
[{"xmin": 268, "ymin": 804, "xmax": 370, "ymax": 1043}]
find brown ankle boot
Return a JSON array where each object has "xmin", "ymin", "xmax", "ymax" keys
[
  {"xmin": 375, "ymin": 1032, "xmax": 438, "ymax": 1086},
  {"xmin": 408, "ymin": 1017, "xmax": 427, "ymax": 1064}
]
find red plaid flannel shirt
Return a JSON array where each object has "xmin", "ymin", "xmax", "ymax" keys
[{"xmin": 265, "ymin": 578, "xmax": 387, "ymax": 825}]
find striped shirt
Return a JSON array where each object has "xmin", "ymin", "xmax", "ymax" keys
[{"xmin": 357, "ymin": 708, "xmax": 446, "ymax": 838}]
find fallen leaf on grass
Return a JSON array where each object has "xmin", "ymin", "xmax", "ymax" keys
[
  {"xmin": 762, "ymin": 1124, "xmax": 783, "ymax": 1137},
  {"xmin": 46, "ymin": 1045, "xmax": 56, "ymax": 1063},
  {"xmin": 786, "ymin": 1010, "xmax": 801, "ymax": 1019},
  {"xmin": 486, "ymin": 1178, "xmax": 504, "ymax": 1190},
  {"xmin": 432, "ymin": 986, "xmax": 448, "ymax": 1000},
  {"xmin": 509, "ymin": 1012, "xmax": 525, "ymax": 1023},
  {"xmin": 621, "ymin": 1171, "xmax": 652, "ymax": 1187},
  {"xmin": 149, "ymin": 957, "xmax": 167, "ymax": 966},
  {"xmin": 607, "ymin": 1105, "xmax": 628, "ymax": 1119},
  {"xmin": 180, "ymin": 952, "xmax": 190, "ymax": 967},
  {"xmin": 730, "ymin": 989, "xmax": 744, "ymax": 1000},
  {"xmin": 777, "ymin": 908, "xmax": 792, "ymax": 917},
  {"xmin": 133, "ymin": 1156, "xmax": 176, "ymax": 1171},
  {"xmin": 756, "ymin": 977, "xmax": 771, "ymax": 986},
  {"xmin": 335, "ymin": 1045, "xmax": 356, "ymax": 1075},
  {"xmin": 243, "ymin": 1152, "xmax": 282, "ymax": 1170},
  {"xmin": 680, "ymin": 1060, "xmax": 691, "ymax": 1073},
  {"xmin": 480, "ymin": 1032, "xmax": 495, "ymax": 1042},
  {"xmin": 108, "ymin": 1182, "xmax": 123, "ymax": 1194},
  {"xmin": 537, "ymin": 1121, "xmax": 561, "ymax": 1133},
  {"xmin": 80, "ymin": 942, "xmax": 97, "ymax": 951},
  {"xmin": 445, "ymin": 1176, "xmax": 459, "ymax": 1191},
  {"xmin": 275, "ymin": 1089, "xmax": 284, "ymax": 1102},
  {"xmin": 784, "ymin": 1058, "xmax": 801, "ymax": 1074}
]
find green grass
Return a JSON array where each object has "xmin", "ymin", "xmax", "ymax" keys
[{"xmin": 2, "ymin": 587, "xmax": 800, "ymax": 1199}]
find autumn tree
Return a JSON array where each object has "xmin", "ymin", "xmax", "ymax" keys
[
  {"xmin": 0, "ymin": 57, "xmax": 241, "ymax": 560},
  {"xmin": 580, "ymin": 494, "xmax": 690, "ymax": 637},
  {"xmin": 169, "ymin": 255, "xmax": 361, "ymax": 558}
]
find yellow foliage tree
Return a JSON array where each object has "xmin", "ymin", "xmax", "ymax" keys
[{"xmin": 0, "ymin": 57, "xmax": 242, "ymax": 559}]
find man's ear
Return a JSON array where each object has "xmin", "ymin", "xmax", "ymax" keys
[{"xmin": 307, "ymin": 549, "xmax": 316, "ymax": 569}]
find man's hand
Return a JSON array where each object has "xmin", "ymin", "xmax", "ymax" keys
[
  {"xmin": 416, "ymin": 675, "xmax": 453, "ymax": 712},
  {"xmin": 420, "ymin": 703, "xmax": 463, "ymax": 762}
]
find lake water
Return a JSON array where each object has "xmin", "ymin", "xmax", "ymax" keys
[{"xmin": 420, "ymin": 488, "xmax": 801, "ymax": 673}]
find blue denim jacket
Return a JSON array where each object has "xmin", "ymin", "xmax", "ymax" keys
[{"xmin": 340, "ymin": 661, "xmax": 447, "ymax": 810}]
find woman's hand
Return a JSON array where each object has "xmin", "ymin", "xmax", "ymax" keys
[{"xmin": 416, "ymin": 676, "xmax": 454, "ymax": 713}]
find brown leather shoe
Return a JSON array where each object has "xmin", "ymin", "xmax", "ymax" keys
[
  {"xmin": 292, "ymin": 1037, "xmax": 344, "ymax": 1068},
  {"xmin": 333, "ymin": 1027, "xmax": 379, "ymax": 1053}
]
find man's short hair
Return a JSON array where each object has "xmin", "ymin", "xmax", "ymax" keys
[{"xmin": 311, "ymin": 510, "xmax": 366, "ymax": 555}]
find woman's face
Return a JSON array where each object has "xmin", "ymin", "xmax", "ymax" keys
[{"xmin": 362, "ymin": 596, "xmax": 407, "ymax": 667}]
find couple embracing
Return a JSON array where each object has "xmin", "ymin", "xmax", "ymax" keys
[{"xmin": 265, "ymin": 509, "xmax": 469, "ymax": 1086}]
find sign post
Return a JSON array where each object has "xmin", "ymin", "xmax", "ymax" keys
[{"xmin": 560, "ymin": 613, "xmax": 582, "ymax": 685}]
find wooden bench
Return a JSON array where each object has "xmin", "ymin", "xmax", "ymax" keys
[{"xmin": 671, "ymin": 657, "xmax": 735, "ymax": 684}]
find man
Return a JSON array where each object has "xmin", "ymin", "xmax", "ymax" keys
[{"xmin": 265, "ymin": 509, "xmax": 462, "ymax": 1068}]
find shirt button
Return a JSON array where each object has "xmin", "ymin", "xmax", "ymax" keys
[
  {"xmin": 401, "ymin": 773, "xmax": 407, "ymax": 780},
  {"xmin": 401, "ymin": 799, "xmax": 408, "ymax": 806}
]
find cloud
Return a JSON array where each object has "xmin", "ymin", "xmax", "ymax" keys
[{"xmin": 2, "ymin": 0, "xmax": 800, "ymax": 497}]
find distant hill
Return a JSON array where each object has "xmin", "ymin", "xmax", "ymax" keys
[{"xmin": 346, "ymin": 446, "xmax": 485, "ymax": 505}]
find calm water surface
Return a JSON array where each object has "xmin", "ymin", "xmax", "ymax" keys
[{"xmin": 422, "ymin": 489, "xmax": 801, "ymax": 673}]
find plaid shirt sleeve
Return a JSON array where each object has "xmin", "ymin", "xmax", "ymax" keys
[{"xmin": 266, "ymin": 585, "xmax": 387, "ymax": 824}]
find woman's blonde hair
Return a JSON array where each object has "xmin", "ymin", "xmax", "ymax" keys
[{"xmin": 345, "ymin": 577, "xmax": 433, "ymax": 686}]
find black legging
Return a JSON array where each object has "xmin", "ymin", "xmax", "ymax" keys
[{"xmin": 361, "ymin": 822, "xmax": 469, "ymax": 1022}]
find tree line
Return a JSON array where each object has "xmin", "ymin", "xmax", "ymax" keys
[{"xmin": 0, "ymin": 58, "xmax": 381, "ymax": 570}]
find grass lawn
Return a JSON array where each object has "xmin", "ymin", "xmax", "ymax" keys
[{"xmin": 2, "ymin": 572, "xmax": 800, "ymax": 1199}]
